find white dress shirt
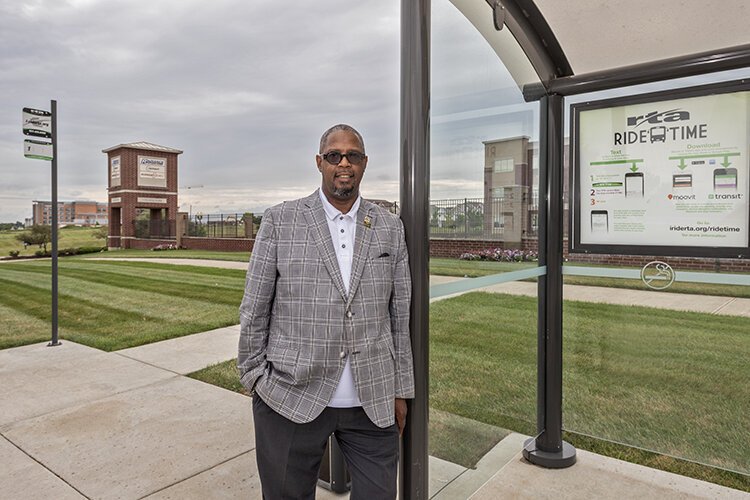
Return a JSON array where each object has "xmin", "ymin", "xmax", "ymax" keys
[{"xmin": 319, "ymin": 189, "xmax": 363, "ymax": 408}]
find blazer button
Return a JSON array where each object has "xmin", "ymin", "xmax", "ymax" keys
[
  {"xmin": 339, "ymin": 351, "xmax": 346, "ymax": 359},
  {"xmin": 346, "ymin": 310, "xmax": 353, "ymax": 318}
]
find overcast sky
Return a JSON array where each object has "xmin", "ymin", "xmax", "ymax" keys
[{"xmin": 1, "ymin": 0, "xmax": 536, "ymax": 222}]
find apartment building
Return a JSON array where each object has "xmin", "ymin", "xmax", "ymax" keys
[{"xmin": 32, "ymin": 200, "xmax": 108, "ymax": 226}]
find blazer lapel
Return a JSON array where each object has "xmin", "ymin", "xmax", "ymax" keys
[
  {"xmin": 346, "ymin": 202, "xmax": 374, "ymax": 306},
  {"xmin": 303, "ymin": 191, "xmax": 348, "ymax": 301}
]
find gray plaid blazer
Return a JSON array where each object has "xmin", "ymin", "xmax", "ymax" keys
[{"xmin": 238, "ymin": 190, "xmax": 415, "ymax": 428}]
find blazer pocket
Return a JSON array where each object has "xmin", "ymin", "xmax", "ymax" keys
[{"xmin": 266, "ymin": 346, "xmax": 306, "ymax": 384}]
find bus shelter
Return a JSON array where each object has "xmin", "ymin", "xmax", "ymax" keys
[{"xmin": 400, "ymin": 1, "xmax": 750, "ymax": 497}]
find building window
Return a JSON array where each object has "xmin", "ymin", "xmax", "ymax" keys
[{"xmin": 493, "ymin": 158, "xmax": 514, "ymax": 173}]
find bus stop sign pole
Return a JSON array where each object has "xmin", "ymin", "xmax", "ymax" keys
[{"xmin": 50, "ymin": 99, "xmax": 60, "ymax": 347}]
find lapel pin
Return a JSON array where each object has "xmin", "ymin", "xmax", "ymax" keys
[{"xmin": 363, "ymin": 216, "xmax": 372, "ymax": 229}]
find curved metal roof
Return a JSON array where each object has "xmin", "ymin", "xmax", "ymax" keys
[{"xmin": 454, "ymin": 0, "xmax": 750, "ymax": 97}]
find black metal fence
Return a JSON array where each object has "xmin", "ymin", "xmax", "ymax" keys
[
  {"xmin": 177, "ymin": 198, "xmax": 540, "ymax": 242},
  {"xmin": 133, "ymin": 219, "xmax": 176, "ymax": 239},
  {"xmin": 187, "ymin": 213, "xmax": 256, "ymax": 239}
]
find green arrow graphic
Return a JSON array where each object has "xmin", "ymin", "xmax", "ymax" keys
[
  {"xmin": 677, "ymin": 158, "xmax": 687, "ymax": 170},
  {"xmin": 630, "ymin": 163, "xmax": 639, "ymax": 172},
  {"xmin": 722, "ymin": 155, "xmax": 732, "ymax": 168}
]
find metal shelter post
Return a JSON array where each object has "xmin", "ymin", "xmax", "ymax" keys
[
  {"xmin": 523, "ymin": 93, "xmax": 576, "ymax": 467},
  {"xmin": 400, "ymin": 0, "xmax": 430, "ymax": 497}
]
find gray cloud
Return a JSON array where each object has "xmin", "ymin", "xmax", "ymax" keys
[{"xmin": 1, "ymin": 0, "xmax": 529, "ymax": 222}]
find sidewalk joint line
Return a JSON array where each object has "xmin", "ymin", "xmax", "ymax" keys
[
  {"xmin": 710, "ymin": 297, "xmax": 737, "ymax": 315},
  {"xmin": 113, "ymin": 351, "xmax": 185, "ymax": 376},
  {"xmin": 0, "ymin": 432, "xmax": 92, "ymax": 499},
  {"xmin": 136, "ymin": 449, "xmax": 254, "ymax": 499}
]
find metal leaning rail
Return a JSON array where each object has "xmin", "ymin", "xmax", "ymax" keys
[
  {"xmin": 429, "ymin": 265, "xmax": 547, "ymax": 299},
  {"xmin": 562, "ymin": 265, "xmax": 750, "ymax": 286},
  {"xmin": 428, "ymin": 264, "xmax": 750, "ymax": 301}
]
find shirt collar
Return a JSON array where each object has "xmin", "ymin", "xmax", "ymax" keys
[{"xmin": 319, "ymin": 188, "xmax": 361, "ymax": 221}]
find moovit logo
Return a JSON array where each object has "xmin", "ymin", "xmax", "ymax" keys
[
  {"xmin": 668, "ymin": 193, "xmax": 695, "ymax": 200},
  {"xmin": 141, "ymin": 158, "xmax": 164, "ymax": 165}
]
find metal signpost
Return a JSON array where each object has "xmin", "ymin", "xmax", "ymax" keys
[{"xmin": 23, "ymin": 101, "xmax": 60, "ymax": 347}]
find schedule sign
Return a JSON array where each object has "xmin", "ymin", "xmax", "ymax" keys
[
  {"xmin": 571, "ymin": 80, "xmax": 750, "ymax": 258},
  {"xmin": 23, "ymin": 107, "xmax": 52, "ymax": 138}
]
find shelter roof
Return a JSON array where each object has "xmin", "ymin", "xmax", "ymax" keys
[{"xmin": 452, "ymin": 0, "xmax": 750, "ymax": 92}]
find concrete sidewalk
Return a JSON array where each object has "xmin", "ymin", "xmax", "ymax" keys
[{"xmin": 2, "ymin": 326, "xmax": 747, "ymax": 499}]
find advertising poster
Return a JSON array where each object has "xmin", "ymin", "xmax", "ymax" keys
[{"xmin": 572, "ymin": 82, "xmax": 750, "ymax": 257}]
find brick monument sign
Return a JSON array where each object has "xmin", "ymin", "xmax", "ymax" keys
[{"xmin": 102, "ymin": 142, "xmax": 183, "ymax": 249}]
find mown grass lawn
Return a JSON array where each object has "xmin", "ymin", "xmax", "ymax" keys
[
  {"xmin": 0, "ymin": 226, "xmax": 104, "ymax": 258},
  {"xmin": 431, "ymin": 292, "xmax": 750, "ymax": 489},
  {"xmin": 0, "ymin": 259, "xmax": 245, "ymax": 351},
  {"xmin": 3, "ymin": 255, "xmax": 747, "ymax": 489},
  {"xmin": 189, "ymin": 291, "xmax": 749, "ymax": 490}
]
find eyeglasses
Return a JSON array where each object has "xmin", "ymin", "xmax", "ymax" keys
[{"xmin": 320, "ymin": 150, "xmax": 366, "ymax": 166}]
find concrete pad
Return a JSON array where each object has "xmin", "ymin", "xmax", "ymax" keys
[
  {"xmin": 430, "ymin": 275, "xmax": 467, "ymax": 286},
  {"xmin": 560, "ymin": 284, "xmax": 732, "ymax": 314},
  {"xmin": 3, "ymin": 376, "xmax": 254, "ymax": 500},
  {"xmin": 117, "ymin": 325, "xmax": 240, "ymax": 375},
  {"xmin": 429, "ymin": 455, "xmax": 468, "ymax": 497},
  {"xmin": 143, "ymin": 451, "xmax": 260, "ymax": 499},
  {"xmin": 0, "ymin": 341, "xmax": 175, "ymax": 427},
  {"xmin": 143, "ymin": 449, "xmax": 353, "ymax": 499},
  {"xmin": 479, "ymin": 281, "xmax": 537, "ymax": 297},
  {"xmin": 434, "ymin": 432, "xmax": 528, "ymax": 499},
  {"xmin": 0, "ymin": 434, "xmax": 85, "ymax": 499},
  {"xmin": 713, "ymin": 297, "xmax": 750, "ymax": 317},
  {"xmin": 470, "ymin": 447, "xmax": 749, "ymax": 499}
]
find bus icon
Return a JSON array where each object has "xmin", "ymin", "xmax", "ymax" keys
[{"xmin": 650, "ymin": 126, "xmax": 667, "ymax": 142}]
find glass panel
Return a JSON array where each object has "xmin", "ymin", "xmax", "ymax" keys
[
  {"xmin": 429, "ymin": 0, "xmax": 541, "ymax": 491},
  {"xmin": 562, "ymin": 72, "xmax": 750, "ymax": 477}
]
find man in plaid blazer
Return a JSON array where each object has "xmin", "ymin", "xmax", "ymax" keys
[{"xmin": 238, "ymin": 124, "xmax": 415, "ymax": 499}]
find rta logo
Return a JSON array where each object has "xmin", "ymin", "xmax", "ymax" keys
[{"xmin": 627, "ymin": 109, "xmax": 690, "ymax": 127}]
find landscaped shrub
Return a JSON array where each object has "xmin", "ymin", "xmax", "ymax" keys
[
  {"xmin": 8, "ymin": 250, "xmax": 20, "ymax": 258},
  {"xmin": 76, "ymin": 246, "xmax": 107, "ymax": 255},
  {"xmin": 152, "ymin": 243, "xmax": 178, "ymax": 251},
  {"xmin": 459, "ymin": 248, "xmax": 538, "ymax": 262}
]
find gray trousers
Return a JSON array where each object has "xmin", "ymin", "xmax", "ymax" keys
[{"xmin": 252, "ymin": 393, "xmax": 399, "ymax": 500}]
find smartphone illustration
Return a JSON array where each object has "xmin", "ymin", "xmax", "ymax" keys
[
  {"xmin": 625, "ymin": 172, "xmax": 644, "ymax": 197},
  {"xmin": 591, "ymin": 210, "xmax": 609, "ymax": 233},
  {"xmin": 713, "ymin": 168, "xmax": 737, "ymax": 189},
  {"xmin": 672, "ymin": 173, "xmax": 693, "ymax": 188}
]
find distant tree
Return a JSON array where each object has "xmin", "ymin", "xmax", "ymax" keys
[
  {"xmin": 92, "ymin": 225, "xmax": 108, "ymax": 240},
  {"xmin": 16, "ymin": 224, "xmax": 52, "ymax": 252}
]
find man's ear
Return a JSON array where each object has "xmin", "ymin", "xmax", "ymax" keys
[{"xmin": 315, "ymin": 154, "xmax": 322, "ymax": 171}]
